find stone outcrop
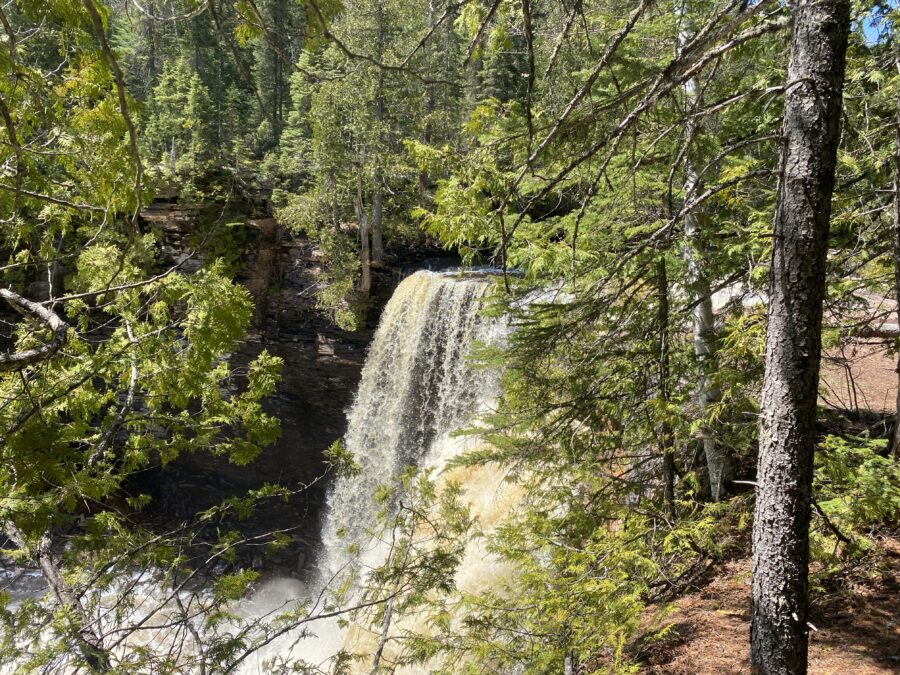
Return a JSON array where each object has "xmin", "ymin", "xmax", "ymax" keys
[{"xmin": 134, "ymin": 201, "xmax": 456, "ymax": 575}]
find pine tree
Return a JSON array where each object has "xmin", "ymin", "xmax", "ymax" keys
[{"xmin": 751, "ymin": 2, "xmax": 851, "ymax": 671}]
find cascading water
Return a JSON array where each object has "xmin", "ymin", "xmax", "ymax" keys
[
  {"xmin": 242, "ymin": 269, "xmax": 512, "ymax": 671},
  {"xmin": 0, "ymin": 270, "xmax": 512, "ymax": 674},
  {"xmin": 318, "ymin": 269, "xmax": 505, "ymax": 587}
]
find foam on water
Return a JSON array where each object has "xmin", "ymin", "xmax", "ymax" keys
[
  {"xmin": 1, "ymin": 270, "xmax": 510, "ymax": 673},
  {"xmin": 243, "ymin": 270, "xmax": 510, "ymax": 671}
]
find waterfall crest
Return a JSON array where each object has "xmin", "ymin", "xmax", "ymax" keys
[{"xmin": 318, "ymin": 270, "xmax": 503, "ymax": 583}]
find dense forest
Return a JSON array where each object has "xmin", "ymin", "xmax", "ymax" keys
[{"xmin": 0, "ymin": 0, "xmax": 898, "ymax": 673}]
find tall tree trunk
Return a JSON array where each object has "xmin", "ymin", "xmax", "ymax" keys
[
  {"xmin": 751, "ymin": 2, "xmax": 850, "ymax": 672},
  {"xmin": 684, "ymin": 210, "xmax": 729, "ymax": 499},
  {"xmin": 370, "ymin": 0, "xmax": 386, "ymax": 265},
  {"xmin": 891, "ymin": 56, "xmax": 900, "ymax": 460},
  {"xmin": 371, "ymin": 182, "xmax": 384, "ymax": 265},
  {"xmin": 657, "ymin": 256, "xmax": 677, "ymax": 520},
  {"xmin": 208, "ymin": 0, "xmax": 266, "ymax": 119},
  {"xmin": 677, "ymin": 0, "xmax": 730, "ymax": 500},
  {"xmin": 328, "ymin": 168, "xmax": 340, "ymax": 232},
  {"xmin": 419, "ymin": 0, "xmax": 437, "ymax": 207},
  {"xmin": 147, "ymin": 13, "xmax": 156, "ymax": 86},
  {"xmin": 356, "ymin": 169, "xmax": 372, "ymax": 294}
]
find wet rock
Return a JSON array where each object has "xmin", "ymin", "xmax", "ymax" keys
[{"xmin": 130, "ymin": 199, "xmax": 459, "ymax": 571}]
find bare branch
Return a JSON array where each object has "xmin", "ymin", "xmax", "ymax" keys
[
  {"xmin": 128, "ymin": 0, "xmax": 210, "ymax": 21},
  {"xmin": 0, "ymin": 288, "xmax": 68, "ymax": 372},
  {"xmin": 0, "ymin": 181, "xmax": 106, "ymax": 212},
  {"xmin": 463, "ymin": 0, "xmax": 503, "ymax": 67},
  {"xmin": 39, "ymin": 257, "xmax": 190, "ymax": 306},
  {"xmin": 498, "ymin": 12, "xmax": 790, "ymax": 265},
  {"xmin": 306, "ymin": 0, "xmax": 456, "ymax": 85},
  {"xmin": 0, "ymin": 94, "xmax": 24, "ymax": 215},
  {"xmin": 399, "ymin": 1, "xmax": 465, "ymax": 68},
  {"xmin": 543, "ymin": 1, "xmax": 580, "ymax": 80}
]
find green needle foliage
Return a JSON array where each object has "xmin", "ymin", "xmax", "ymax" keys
[
  {"xmin": 1, "ymin": 0, "xmax": 899, "ymax": 672},
  {"xmin": 0, "ymin": 2, "xmax": 302, "ymax": 671}
]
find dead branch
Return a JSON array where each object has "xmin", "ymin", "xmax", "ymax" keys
[
  {"xmin": 847, "ymin": 323, "xmax": 900, "ymax": 339},
  {"xmin": 463, "ymin": 0, "xmax": 503, "ymax": 67},
  {"xmin": 812, "ymin": 498, "xmax": 855, "ymax": 548},
  {"xmin": 0, "ymin": 288, "xmax": 68, "ymax": 372},
  {"xmin": 306, "ymin": 0, "xmax": 456, "ymax": 85}
]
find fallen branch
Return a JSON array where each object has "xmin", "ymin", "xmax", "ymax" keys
[
  {"xmin": 847, "ymin": 323, "xmax": 900, "ymax": 340},
  {"xmin": 812, "ymin": 498, "xmax": 855, "ymax": 548}
]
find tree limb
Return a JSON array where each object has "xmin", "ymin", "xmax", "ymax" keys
[
  {"xmin": 83, "ymin": 0, "xmax": 143, "ymax": 230},
  {"xmin": 87, "ymin": 321, "xmax": 138, "ymax": 466},
  {"xmin": 847, "ymin": 323, "xmax": 900, "ymax": 339},
  {"xmin": 0, "ymin": 182, "xmax": 106, "ymax": 212},
  {"xmin": 0, "ymin": 288, "xmax": 68, "ymax": 372},
  {"xmin": 2, "ymin": 521, "xmax": 111, "ymax": 671}
]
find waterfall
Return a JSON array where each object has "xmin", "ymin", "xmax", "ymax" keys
[
  {"xmin": 318, "ymin": 269, "xmax": 504, "ymax": 585},
  {"xmin": 0, "ymin": 270, "xmax": 510, "ymax": 674}
]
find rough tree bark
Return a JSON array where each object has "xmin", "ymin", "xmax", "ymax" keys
[
  {"xmin": 677, "ymin": 0, "xmax": 730, "ymax": 501},
  {"xmin": 751, "ymin": 1, "xmax": 850, "ymax": 673},
  {"xmin": 356, "ymin": 169, "xmax": 372, "ymax": 294},
  {"xmin": 892, "ymin": 55, "xmax": 900, "ymax": 459},
  {"xmin": 370, "ymin": 0, "xmax": 386, "ymax": 265}
]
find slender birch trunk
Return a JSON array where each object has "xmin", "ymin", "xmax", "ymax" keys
[{"xmin": 677, "ymin": 0, "xmax": 730, "ymax": 500}]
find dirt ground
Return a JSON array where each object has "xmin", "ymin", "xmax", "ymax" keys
[
  {"xmin": 640, "ymin": 538, "xmax": 900, "ymax": 674},
  {"xmin": 637, "ymin": 293, "xmax": 900, "ymax": 673},
  {"xmin": 820, "ymin": 292, "xmax": 900, "ymax": 414},
  {"xmin": 820, "ymin": 340, "xmax": 898, "ymax": 415}
]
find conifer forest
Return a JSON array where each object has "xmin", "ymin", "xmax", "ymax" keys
[{"xmin": 0, "ymin": 0, "xmax": 899, "ymax": 673}]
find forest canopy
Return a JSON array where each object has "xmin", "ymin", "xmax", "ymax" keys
[{"xmin": 0, "ymin": 0, "xmax": 898, "ymax": 673}]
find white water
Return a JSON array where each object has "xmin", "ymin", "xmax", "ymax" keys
[
  {"xmin": 233, "ymin": 270, "xmax": 511, "ymax": 672},
  {"xmin": 319, "ymin": 270, "xmax": 504, "ymax": 584},
  {"xmin": 0, "ymin": 270, "xmax": 510, "ymax": 673}
]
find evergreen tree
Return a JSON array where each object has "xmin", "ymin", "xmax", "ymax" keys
[{"xmin": 751, "ymin": 1, "xmax": 851, "ymax": 671}]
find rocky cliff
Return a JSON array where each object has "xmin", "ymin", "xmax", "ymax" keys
[{"xmin": 135, "ymin": 201, "xmax": 456, "ymax": 575}]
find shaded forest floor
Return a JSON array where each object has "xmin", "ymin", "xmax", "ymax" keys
[
  {"xmin": 639, "ymin": 535, "xmax": 900, "ymax": 674},
  {"xmin": 639, "ymin": 293, "xmax": 900, "ymax": 672}
]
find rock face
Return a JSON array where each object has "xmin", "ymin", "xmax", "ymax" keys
[{"xmin": 134, "ymin": 201, "xmax": 456, "ymax": 573}]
